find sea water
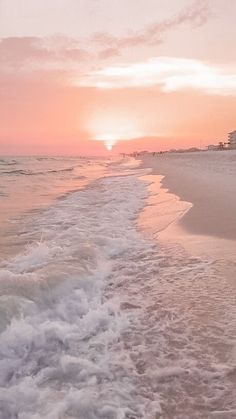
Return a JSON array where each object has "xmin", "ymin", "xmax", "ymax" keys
[{"xmin": 0, "ymin": 156, "xmax": 236, "ymax": 419}]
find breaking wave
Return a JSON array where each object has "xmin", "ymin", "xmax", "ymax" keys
[
  {"xmin": 0, "ymin": 172, "xmax": 157, "ymax": 419},
  {"xmin": 1, "ymin": 167, "xmax": 76, "ymax": 176},
  {"xmin": 1, "ymin": 158, "xmax": 236, "ymax": 418}
]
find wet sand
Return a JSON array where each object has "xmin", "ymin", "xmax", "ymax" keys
[
  {"xmin": 142, "ymin": 151, "xmax": 236, "ymax": 242},
  {"xmin": 141, "ymin": 151, "xmax": 236, "ymax": 262},
  {"xmin": 137, "ymin": 152, "xmax": 236, "ymax": 417}
]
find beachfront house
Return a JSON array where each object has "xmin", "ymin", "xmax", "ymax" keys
[
  {"xmin": 207, "ymin": 144, "xmax": 220, "ymax": 151},
  {"xmin": 228, "ymin": 130, "xmax": 236, "ymax": 149},
  {"xmin": 207, "ymin": 141, "xmax": 228, "ymax": 151}
]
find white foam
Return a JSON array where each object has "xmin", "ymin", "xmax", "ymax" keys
[
  {"xmin": 0, "ymin": 170, "xmax": 158, "ymax": 418},
  {"xmin": 1, "ymin": 160, "xmax": 236, "ymax": 418}
]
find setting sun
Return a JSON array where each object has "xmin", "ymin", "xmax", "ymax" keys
[
  {"xmin": 94, "ymin": 134, "xmax": 120, "ymax": 150},
  {"xmin": 89, "ymin": 112, "xmax": 143, "ymax": 150}
]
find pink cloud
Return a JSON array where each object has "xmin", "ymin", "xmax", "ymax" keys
[
  {"xmin": 0, "ymin": 37, "xmax": 89, "ymax": 70},
  {"xmin": 92, "ymin": 0, "xmax": 211, "ymax": 50},
  {"xmin": 0, "ymin": 0, "xmax": 212, "ymax": 74}
]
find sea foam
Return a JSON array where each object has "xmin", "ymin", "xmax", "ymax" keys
[
  {"xmin": 0, "ymin": 170, "xmax": 155, "ymax": 419},
  {"xmin": 1, "ymin": 159, "xmax": 235, "ymax": 418}
]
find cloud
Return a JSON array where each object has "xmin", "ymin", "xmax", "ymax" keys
[
  {"xmin": 0, "ymin": 0, "xmax": 212, "ymax": 73},
  {"xmin": 80, "ymin": 57, "xmax": 236, "ymax": 95},
  {"xmin": 0, "ymin": 36, "xmax": 90, "ymax": 71},
  {"xmin": 92, "ymin": 0, "xmax": 211, "ymax": 51},
  {"xmin": 97, "ymin": 47, "xmax": 120, "ymax": 60}
]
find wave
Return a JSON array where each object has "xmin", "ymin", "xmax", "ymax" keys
[
  {"xmin": 0, "ymin": 159, "xmax": 18, "ymax": 166},
  {"xmin": 1, "ymin": 167, "xmax": 76, "ymax": 176},
  {"xmin": 1, "ymin": 161, "xmax": 233, "ymax": 417},
  {"xmin": 0, "ymin": 172, "xmax": 155, "ymax": 418}
]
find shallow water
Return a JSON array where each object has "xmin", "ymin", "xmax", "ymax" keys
[
  {"xmin": 0, "ymin": 156, "xmax": 109, "ymax": 259},
  {"xmin": 0, "ymin": 157, "xmax": 236, "ymax": 418}
]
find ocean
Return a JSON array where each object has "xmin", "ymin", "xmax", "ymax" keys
[{"xmin": 0, "ymin": 156, "xmax": 235, "ymax": 419}]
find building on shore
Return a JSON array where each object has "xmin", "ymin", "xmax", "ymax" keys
[
  {"xmin": 207, "ymin": 141, "xmax": 227, "ymax": 151},
  {"xmin": 207, "ymin": 144, "xmax": 217, "ymax": 151},
  {"xmin": 228, "ymin": 130, "xmax": 236, "ymax": 149},
  {"xmin": 207, "ymin": 144, "xmax": 222, "ymax": 151}
]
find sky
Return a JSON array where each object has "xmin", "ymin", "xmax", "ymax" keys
[{"xmin": 0, "ymin": 0, "xmax": 236, "ymax": 154}]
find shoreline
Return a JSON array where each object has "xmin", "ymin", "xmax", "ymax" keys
[{"xmin": 140, "ymin": 151, "xmax": 236, "ymax": 261}]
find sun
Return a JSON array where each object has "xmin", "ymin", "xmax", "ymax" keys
[
  {"xmin": 105, "ymin": 142, "xmax": 113, "ymax": 151},
  {"xmin": 94, "ymin": 134, "xmax": 121, "ymax": 151},
  {"xmin": 88, "ymin": 113, "xmax": 143, "ymax": 151}
]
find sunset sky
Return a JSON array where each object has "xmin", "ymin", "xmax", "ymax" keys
[{"xmin": 1, "ymin": 0, "xmax": 236, "ymax": 154}]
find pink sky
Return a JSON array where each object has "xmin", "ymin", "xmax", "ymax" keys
[{"xmin": 0, "ymin": 0, "xmax": 236, "ymax": 154}]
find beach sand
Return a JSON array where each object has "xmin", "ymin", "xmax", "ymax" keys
[
  {"xmin": 137, "ymin": 150, "xmax": 236, "ymax": 417},
  {"xmin": 141, "ymin": 150, "xmax": 236, "ymax": 262}
]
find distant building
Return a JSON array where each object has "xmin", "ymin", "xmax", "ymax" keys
[
  {"xmin": 228, "ymin": 130, "xmax": 236, "ymax": 149},
  {"xmin": 207, "ymin": 142, "xmax": 226, "ymax": 151},
  {"xmin": 207, "ymin": 145, "xmax": 218, "ymax": 151}
]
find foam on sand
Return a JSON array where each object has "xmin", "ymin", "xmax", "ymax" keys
[{"xmin": 1, "ymin": 157, "xmax": 236, "ymax": 418}]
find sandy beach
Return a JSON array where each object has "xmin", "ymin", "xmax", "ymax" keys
[
  {"xmin": 137, "ymin": 150, "xmax": 236, "ymax": 417},
  {"xmin": 142, "ymin": 150, "xmax": 236, "ymax": 241},
  {"xmin": 141, "ymin": 151, "xmax": 236, "ymax": 264}
]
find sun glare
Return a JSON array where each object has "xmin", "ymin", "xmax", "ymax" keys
[
  {"xmin": 94, "ymin": 134, "xmax": 120, "ymax": 150},
  {"xmin": 89, "ymin": 113, "xmax": 143, "ymax": 150},
  {"xmin": 106, "ymin": 142, "xmax": 113, "ymax": 151}
]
